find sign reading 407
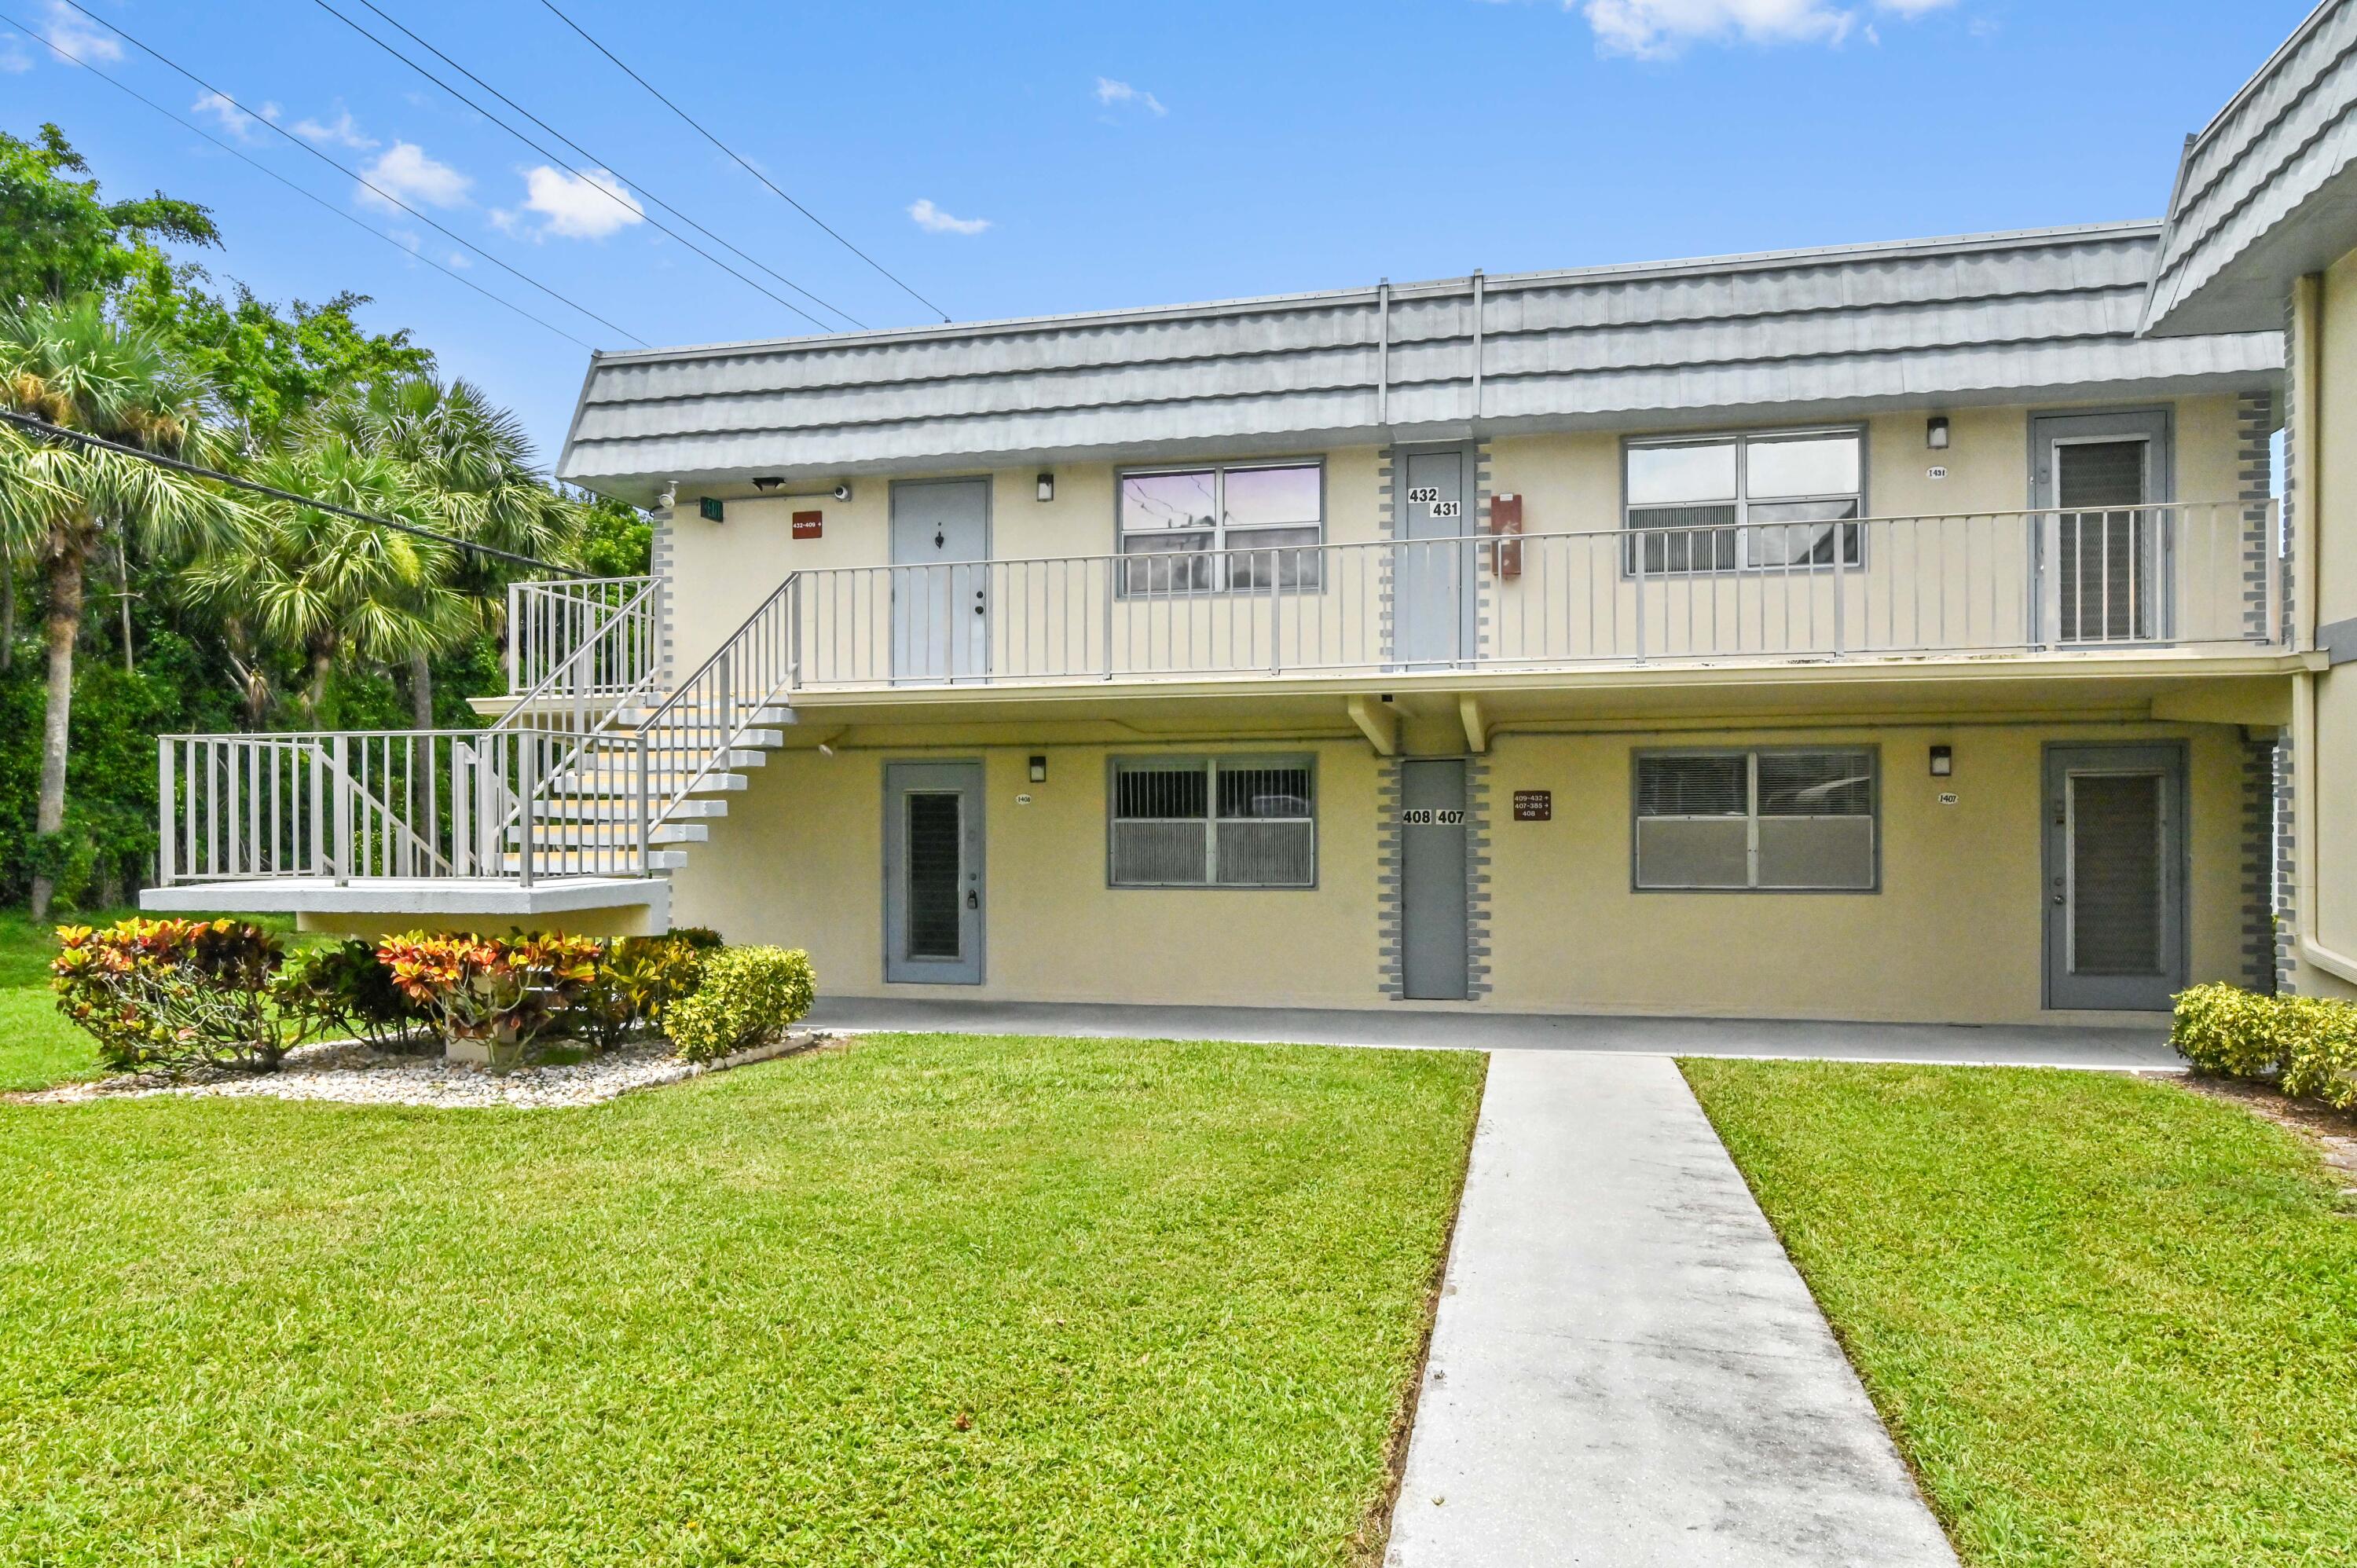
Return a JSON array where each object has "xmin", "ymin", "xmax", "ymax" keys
[
  {"xmin": 1406, "ymin": 485, "xmax": 1461, "ymax": 518},
  {"xmin": 1398, "ymin": 808, "xmax": 1467, "ymax": 826}
]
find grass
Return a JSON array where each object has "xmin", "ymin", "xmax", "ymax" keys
[
  {"xmin": 1684, "ymin": 1060, "xmax": 2357, "ymax": 1568},
  {"xmin": 0, "ymin": 907, "xmax": 304, "ymax": 1091},
  {"xmin": 0, "ymin": 1031, "xmax": 1484, "ymax": 1565}
]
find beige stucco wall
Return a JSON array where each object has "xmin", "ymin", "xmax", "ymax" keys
[
  {"xmin": 669, "ymin": 719, "xmax": 2251, "ymax": 1025},
  {"xmin": 2294, "ymin": 254, "xmax": 2357, "ymax": 995}
]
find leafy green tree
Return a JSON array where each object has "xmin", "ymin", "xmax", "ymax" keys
[
  {"xmin": 0, "ymin": 295, "xmax": 248, "ymax": 918},
  {"xmin": 0, "ymin": 125, "xmax": 218, "ymax": 307}
]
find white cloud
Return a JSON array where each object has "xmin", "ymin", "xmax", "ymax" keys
[
  {"xmin": 354, "ymin": 141, "xmax": 471, "ymax": 212},
  {"xmin": 907, "ymin": 198, "xmax": 989, "ymax": 236},
  {"xmin": 293, "ymin": 108, "xmax": 376, "ymax": 150},
  {"xmin": 1094, "ymin": 76, "xmax": 1167, "ymax": 115},
  {"xmin": 35, "ymin": 0, "xmax": 120, "ymax": 64},
  {"xmin": 0, "ymin": 31, "xmax": 31, "ymax": 72},
  {"xmin": 515, "ymin": 164, "xmax": 644, "ymax": 240},
  {"xmin": 191, "ymin": 92, "xmax": 264, "ymax": 143},
  {"xmin": 1577, "ymin": 0, "xmax": 1954, "ymax": 57}
]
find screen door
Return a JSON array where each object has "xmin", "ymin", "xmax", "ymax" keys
[
  {"xmin": 885, "ymin": 760, "xmax": 984, "ymax": 984},
  {"xmin": 2032, "ymin": 411, "xmax": 2170, "ymax": 644},
  {"xmin": 2043, "ymin": 744, "xmax": 2185, "ymax": 1011}
]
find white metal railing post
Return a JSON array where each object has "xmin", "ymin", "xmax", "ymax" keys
[
  {"xmin": 508, "ymin": 581, "xmax": 522, "ymax": 691},
  {"xmin": 636, "ymin": 730, "xmax": 651, "ymax": 875},
  {"xmin": 331, "ymin": 733, "xmax": 350, "ymax": 887},
  {"xmin": 517, "ymin": 732, "xmax": 537, "ymax": 888},
  {"xmin": 1833, "ymin": 529, "xmax": 1847, "ymax": 657},
  {"xmin": 1633, "ymin": 532, "xmax": 1649, "ymax": 661},
  {"xmin": 1102, "ymin": 558, "xmax": 1116, "ymax": 680},
  {"xmin": 156, "ymin": 738, "xmax": 175, "ymax": 887}
]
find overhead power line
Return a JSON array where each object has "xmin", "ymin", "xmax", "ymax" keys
[
  {"xmin": 533, "ymin": 0, "xmax": 954, "ymax": 324},
  {"xmin": 49, "ymin": 0, "xmax": 648, "ymax": 347},
  {"xmin": 306, "ymin": 0, "xmax": 849, "ymax": 334},
  {"xmin": 0, "ymin": 409, "xmax": 588, "ymax": 577},
  {"xmin": 332, "ymin": 0, "xmax": 866, "ymax": 332},
  {"xmin": 0, "ymin": 5, "xmax": 596, "ymax": 351}
]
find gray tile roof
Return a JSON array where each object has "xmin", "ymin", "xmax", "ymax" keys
[
  {"xmin": 2144, "ymin": 0, "xmax": 2357, "ymax": 336},
  {"xmin": 559, "ymin": 223, "xmax": 2282, "ymax": 507}
]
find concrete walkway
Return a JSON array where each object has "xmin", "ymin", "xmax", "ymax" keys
[
  {"xmin": 1384, "ymin": 1051, "xmax": 1959, "ymax": 1568},
  {"xmin": 807, "ymin": 995, "xmax": 2176, "ymax": 1070}
]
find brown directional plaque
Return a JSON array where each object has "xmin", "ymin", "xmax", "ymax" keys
[{"xmin": 1512, "ymin": 789, "xmax": 1552, "ymax": 822}]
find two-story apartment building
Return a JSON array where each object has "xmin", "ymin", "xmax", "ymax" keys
[
  {"xmin": 2142, "ymin": 0, "xmax": 2357, "ymax": 1002},
  {"xmin": 149, "ymin": 206, "xmax": 2310, "ymax": 1025}
]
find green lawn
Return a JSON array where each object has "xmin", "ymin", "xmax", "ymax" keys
[
  {"xmin": 1684, "ymin": 1060, "xmax": 2357, "ymax": 1568},
  {"xmin": 0, "ymin": 1032, "xmax": 1483, "ymax": 1565}
]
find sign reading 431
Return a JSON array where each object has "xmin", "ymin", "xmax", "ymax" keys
[{"xmin": 1406, "ymin": 485, "xmax": 1461, "ymax": 518}]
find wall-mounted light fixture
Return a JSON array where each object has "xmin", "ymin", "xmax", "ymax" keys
[
  {"xmin": 743, "ymin": 478, "xmax": 852, "ymax": 502},
  {"xmin": 1028, "ymin": 754, "xmax": 1047, "ymax": 783},
  {"xmin": 1929, "ymin": 744, "xmax": 1954, "ymax": 778},
  {"xmin": 752, "ymin": 476, "xmax": 783, "ymax": 493},
  {"xmin": 1926, "ymin": 416, "xmax": 1952, "ymax": 451},
  {"xmin": 1036, "ymin": 472, "xmax": 1055, "ymax": 503}
]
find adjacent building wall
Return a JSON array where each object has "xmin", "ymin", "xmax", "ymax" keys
[{"xmin": 671, "ymin": 718, "xmax": 2249, "ymax": 1025}]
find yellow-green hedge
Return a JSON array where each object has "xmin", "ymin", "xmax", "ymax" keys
[
  {"xmin": 665, "ymin": 946, "xmax": 816, "ymax": 1064},
  {"xmin": 2172, "ymin": 983, "xmax": 2357, "ymax": 1109}
]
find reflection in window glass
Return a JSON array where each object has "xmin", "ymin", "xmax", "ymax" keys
[
  {"xmin": 1120, "ymin": 471, "xmax": 1216, "ymax": 533},
  {"xmin": 1747, "ymin": 434, "xmax": 1860, "ymax": 499},
  {"xmin": 1633, "ymin": 749, "xmax": 1878, "ymax": 890},
  {"xmin": 1627, "ymin": 441, "xmax": 1736, "ymax": 506},
  {"xmin": 1118, "ymin": 461, "xmax": 1325, "ymax": 596},
  {"xmin": 1223, "ymin": 464, "xmax": 1321, "ymax": 530}
]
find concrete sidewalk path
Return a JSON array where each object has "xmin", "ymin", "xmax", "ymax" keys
[
  {"xmin": 806, "ymin": 995, "xmax": 2175, "ymax": 1071},
  {"xmin": 1384, "ymin": 1051, "xmax": 1958, "ymax": 1567}
]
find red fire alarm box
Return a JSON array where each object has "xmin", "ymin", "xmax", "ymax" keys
[
  {"xmin": 1490, "ymin": 493, "xmax": 1523, "ymax": 578},
  {"xmin": 792, "ymin": 510, "xmax": 823, "ymax": 540}
]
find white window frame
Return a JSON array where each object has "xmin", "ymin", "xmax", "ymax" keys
[
  {"xmin": 1622, "ymin": 427, "xmax": 1868, "ymax": 577},
  {"xmin": 1106, "ymin": 754, "xmax": 1318, "ymax": 888},
  {"xmin": 1114, "ymin": 458, "xmax": 1325, "ymax": 598},
  {"xmin": 1631, "ymin": 746, "xmax": 1880, "ymax": 892}
]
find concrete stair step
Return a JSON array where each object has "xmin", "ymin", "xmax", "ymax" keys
[
  {"xmin": 535, "ymin": 797, "xmax": 730, "ymax": 822},
  {"xmin": 511, "ymin": 822, "xmax": 708, "ymax": 847}
]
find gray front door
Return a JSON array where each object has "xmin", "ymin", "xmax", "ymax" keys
[
  {"xmin": 1399, "ymin": 758, "xmax": 1471, "ymax": 1001},
  {"xmin": 1395, "ymin": 448, "xmax": 1473, "ymax": 666},
  {"xmin": 2043, "ymin": 744, "xmax": 2185, "ymax": 1011},
  {"xmin": 891, "ymin": 478, "xmax": 991, "ymax": 681},
  {"xmin": 2032, "ymin": 411, "xmax": 2172, "ymax": 644},
  {"xmin": 885, "ymin": 760, "xmax": 984, "ymax": 984}
]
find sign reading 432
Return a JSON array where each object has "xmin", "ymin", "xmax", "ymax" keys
[{"xmin": 1406, "ymin": 485, "xmax": 1461, "ymax": 518}]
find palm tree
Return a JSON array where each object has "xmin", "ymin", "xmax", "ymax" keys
[
  {"xmin": 313, "ymin": 376, "xmax": 588, "ymax": 725},
  {"xmin": 182, "ymin": 438, "xmax": 469, "ymax": 720},
  {"xmin": 0, "ymin": 295, "xmax": 246, "ymax": 918}
]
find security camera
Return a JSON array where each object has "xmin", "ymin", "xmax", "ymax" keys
[{"xmin": 831, "ymin": 482, "xmax": 852, "ymax": 503}]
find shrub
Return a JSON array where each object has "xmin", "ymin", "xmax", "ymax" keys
[
  {"xmin": 2172, "ymin": 983, "xmax": 2357, "ymax": 1111},
  {"xmin": 378, "ymin": 931, "xmax": 602, "ymax": 1073},
  {"xmin": 573, "ymin": 933, "xmax": 713, "ymax": 1052},
  {"xmin": 668, "ymin": 926, "xmax": 725, "ymax": 952},
  {"xmin": 665, "ymin": 946, "xmax": 816, "ymax": 1064},
  {"xmin": 273, "ymin": 940, "xmax": 433, "ymax": 1053},
  {"xmin": 50, "ymin": 918, "xmax": 295, "ymax": 1075}
]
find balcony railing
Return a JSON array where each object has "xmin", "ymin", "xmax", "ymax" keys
[
  {"xmin": 508, "ymin": 576, "xmax": 661, "ymax": 696},
  {"xmin": 786, "ymin": 501, "xmax": 2280, "ymax": 690}
]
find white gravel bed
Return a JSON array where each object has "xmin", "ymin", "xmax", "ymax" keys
[{"xmin": 11, "ymin": 1031, "xmax": 834, "ymax": 1110}]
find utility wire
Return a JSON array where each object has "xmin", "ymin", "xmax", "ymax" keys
[
  {"xmin": 333, "ymin": 0, "xmax": 865, "ymax": 331},
  {"xmin": 307, "ymin": 0, "xmax": 841, "ymax": 334},
  {"xmin": 534, "ymin": 0, "xmax": 953, "ymax": 323},
  {"xmin": 50, "ymin": 0, "xmax": 648, "ymax": 346},
  {"xmin": 0, "ymin": 5, "xmax": 596, "ymax": 351},
  {"xmin": 0, "ymin": 409, "xmax": 589, "ymax": 577}
]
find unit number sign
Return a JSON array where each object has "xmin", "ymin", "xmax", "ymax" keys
[
  {"xmin": 1398, "ymin": 808, "xmax": 1467, "ymax": 826},
  {"xmin": 1406, "ymin": 486, "xmax": 1461, "ymax": 518}
]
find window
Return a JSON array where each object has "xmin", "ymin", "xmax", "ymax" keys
[
  {"xmin": 1633, "ymin": 748, "xmax": 1876, "ymax": 891},
  {"xmin": 1118, "ymin": 460, "xmax": 1323, "ymax": 595},
  {"xmin": 1625, "ymin": 430, "xmax": 1863, "ymax": 574},
  {"xmin": 1109, "ymin": 757, "xmax": 1316, "ymax": 887}
]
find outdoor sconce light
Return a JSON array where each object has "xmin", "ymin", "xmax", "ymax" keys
[
  {"xmin": 1036, "ymin": 472, "xmax": 1055, "ymax": 503},
  {"xmin": 1926, "ymin": 416, "xmax": 1951, "ymax": 451},
  {"xmin": 1028, "ymin": 755, "xmax": 1048, "ymax": 783},
  {"xmin": 1930, "ymin": 745, "xmax": 1954, "ymax": 778},
  {"xmin": 752, "ymin": 476, "xmax": 783, "ymax": 493}
]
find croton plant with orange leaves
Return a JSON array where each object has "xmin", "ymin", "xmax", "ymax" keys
[{"xmin": 376, "ymin": 932, "xmax": 603, "ymax": 1073}]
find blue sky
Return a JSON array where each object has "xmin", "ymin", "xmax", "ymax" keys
[{"xmin": 0, "ymin": 0, "xmax": 2318, "ymax": 468}]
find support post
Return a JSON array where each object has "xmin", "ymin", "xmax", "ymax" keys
[{"xmin": 156, "ymin": 738, "xmax": 174, "ymax": 886}]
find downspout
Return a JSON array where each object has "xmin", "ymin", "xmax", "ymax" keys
[{"xmin": 2289, "ymin": 272, "xmax": 2357, "ymax": 984}]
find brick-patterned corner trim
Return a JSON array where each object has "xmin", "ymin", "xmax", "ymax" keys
[
  {"xmin": 1376, "ymin": 447, "xmax": 1399, "ymax": 662},
  {"xmin": 2275, "ymin": 731, "xmax": 2299, "ymax": 995},
  {"xmin": 2237, "ymin": 390, "xmax": 2276, "ymax": 644},
  {"xmin": 2242, "ymin": 734, "xmax": 2281, "ymax": 994},
  {"xmin": 1464, "ymin": 754, "xmax": 1494, "ymax": 1000},
  {"xmin": 649, "ymin": 505, "xmax": 677, "ymax": 687},
  {"xmin": 1472, "ymin": 441, "xmax": 1494, "ymax": 665},
  {"xmin": 1376, "ymin": 760, "xmax": 1406, "ymax": 998}
]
